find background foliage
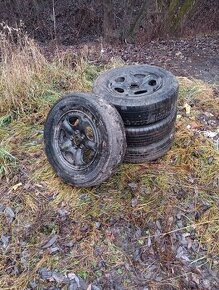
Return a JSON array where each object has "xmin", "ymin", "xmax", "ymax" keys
[{"xmin": 0, "ymin": 0, "xmax": 218, "ymax": 44}]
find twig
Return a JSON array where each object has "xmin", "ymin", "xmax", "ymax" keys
[
  {"xmin": 140, "ymin": 219, "xmax": 219, "ymax": 239},
  {"xmin": 52, "ymin": 0, "xmax": 57, "ymax": 41}
]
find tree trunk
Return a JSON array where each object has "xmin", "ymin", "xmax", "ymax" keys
[
  {"xmin": 123, "ymin": 0, "xmax": 149, "ymax": 43},
  {"xmin": 167, "ymin": 0, "xmax": 197, "ymax": 36},
  {"xmin": 102, "ymin": 0, "xmax": 115, "ymax": 41}
]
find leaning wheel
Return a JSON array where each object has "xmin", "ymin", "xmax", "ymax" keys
[
  {"xmin": 44, "ymin": 93, "xmax": 126, "ymax": 187},
  {"xmin": 93, "ymin": 65, "xmax": 179, "ymax": 126}
]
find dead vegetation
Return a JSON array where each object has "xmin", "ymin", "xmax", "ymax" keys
[
  {"xmin": 0, "ymin": 0, "xmax": 218, "ymax": 44},
  {"xmin": 0, "ymin": 29, "xmax": 218, "ymax": 289}
]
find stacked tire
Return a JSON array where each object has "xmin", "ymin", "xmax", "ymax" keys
[
  {"xmin": 44, "ymin": 64, "xmax": 179, "ymax": 187},
  {"xmin": 93, "ymin": 65, "xmax": 179, "ymax": 163},
  {"xmin": 44, "ymin": 93, "xmax": 127, "ymax": 187}
]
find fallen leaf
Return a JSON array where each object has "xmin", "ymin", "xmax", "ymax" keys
[
  {"xmin": 4, "ymin": 207, "xmax": 15, "ymax": 223},
  {"xmin": 12, "ymin": 182, "xmax": 22, "ymax": 191},
  {"xmin": 1, "ymin": 234, "xmax": 10, "ymax": 249},
  {"xmin": 42, "ymin": 235, "xmax": 58, "ymax": 249},
  {"xmin": 184, "ymin": 103, "xmax": 191, "ymax": 115},
  {"xmin": 203, "ymin": 131, "xmax": 217, "ymax": 138},
  {"xmin": 190, "ymin": 122, "xmax": 201, "ymax": 129}
]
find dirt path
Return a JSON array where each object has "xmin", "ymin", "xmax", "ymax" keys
[{"xmin": 54, "ymin": 33, "xmax": 219, "ymax": 86}]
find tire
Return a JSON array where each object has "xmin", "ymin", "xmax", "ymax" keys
[
  {"xmin": 93, "ymin": 65, "xmax": 179, "ymax": 126},
  {"xmin": 126, "ymin": 106, "xmax": 177, "ymax": 147},
  {"xmin": 44, "ymin": 93, "xmax": 126, "ymax": 187},
  {"xmin": 124, "ymin": 130, "xmax": 175, "ymax": 164}
]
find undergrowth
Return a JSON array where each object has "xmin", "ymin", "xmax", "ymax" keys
[
  {"xmin": 0, "ymin": 26, "xmax": 218, "ymax": 289},
  {"xmin": 0, "ymin": 23, "xmax": 102, "ymax": 115}
]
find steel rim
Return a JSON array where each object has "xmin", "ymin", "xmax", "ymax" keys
[
  {"xmin": 108, "ymin": 71, "xmax": 162, "ymax": 97},
  {"xmin": 54, "ymin": 110, "xmax": 99, "ymax": 170}
]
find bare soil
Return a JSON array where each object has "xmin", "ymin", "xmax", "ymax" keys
[{"xmin": 49, "ymin": 33, "xmax": 219, "ymax": 86}]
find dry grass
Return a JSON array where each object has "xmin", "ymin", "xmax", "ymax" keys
[
  {"xmin": 0, "ymin": 23, "xmax": 101, "ymax": 115},
  {"xmin": 0, "ymin": 28, "xmax": 218, "ymax": 289}
]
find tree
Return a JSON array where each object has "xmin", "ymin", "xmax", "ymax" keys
[{"xmin": 102, "ymin": 0, "xmax": 115, "ymax": 41}]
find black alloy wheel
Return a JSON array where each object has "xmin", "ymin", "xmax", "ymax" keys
[
  {"xmin": 44, "ymin": 93, "xmax": 126, "ymax": 187},
  {"xmin": 93, "ymin": 65, "xmax": 179, "ymax": 126}
]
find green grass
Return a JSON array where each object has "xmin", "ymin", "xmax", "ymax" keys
[{"xmin": 0, "ymin": 147, "xmax": 16, "ymax": 178}]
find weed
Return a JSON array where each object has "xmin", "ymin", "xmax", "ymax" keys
[
  {"xmin": 0, "ymin": 113, "xmax": 13, "ymax": 127},
  {"xmin": 0, "ymin": 146, "xmax": 16, "ymax": 179}
]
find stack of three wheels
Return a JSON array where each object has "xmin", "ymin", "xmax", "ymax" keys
[
  {"xmin": 93, "ymin": 65, "xmax": 179, "ymax": 164},
  {"xmin": 44, "ymin": 65, "xmax": 179, "ymax": 187}
]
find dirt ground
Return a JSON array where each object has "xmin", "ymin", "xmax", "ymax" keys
[{"xmin": 50, "ymin": 33, "xmax": 219, "ymax": 86}]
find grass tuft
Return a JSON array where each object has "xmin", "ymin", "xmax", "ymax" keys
[{"xmin": 0, "ymin": 146, "xmax": 16, "ymax": 178}]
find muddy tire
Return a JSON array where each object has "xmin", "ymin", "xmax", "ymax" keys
[
  {"xmin": 126, "ymin": 106, "xmax": 177, "ymax": 147},
  {"xmin": 124, "ymin": 130, "xmax": 175, "ymax": 163},
  {"xmin": 93, "ymin": 65, "xmax": 179, "ymax": 126},
  {"xmin": 44, "ymin": 93, "xmax": 126, "ymax": 187}
]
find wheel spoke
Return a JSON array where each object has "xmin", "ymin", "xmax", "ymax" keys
[
  {"xmin": 140, "ymin": 75, "xmax": 152, "ymax": 86},
  {"xmin": 60, "ymin": 141, "xmax": 84, "ymax": 165},
  {"xmin": 111, "ymin": 80, "xmax": 127, "ymax": 90},
  {"xmin": 60, "ymin": 139, "xmax": 72, "ymax": 151},
  {"xmin": 75, "ymin": 116, "xmax": 90, "ymax": 132},
  {"xmin": 125, "ymin": 74, "xmax": 143, "ymax": 94},
  {"xmin": 140, "ymin": 83, "xmax": 154, "ymax": 94},
  {"xmin": 134, "ymin": 77, "xmax": 152, "ymax": 93},
  {"xmin": 140, "ymin": 75, "xmax": 160, "ymax": 93},
  {"xmin": 125, "ymin": 74, "xmax": 135, "ymax": 85},
  {"xmin": 57, "ymin": 110, "xmax": 98, "ymax": 167},
  {"xmin": 74, "ymin": 148, "xmax": 84, "ymax": 166},
  {"xmin": 84, "ymin": 139, "xmax": 97, "ymax": 151},
  {"xmin": 67, "ymin": 146, "xmax": 77, "ymax": 157},
  {"xmin": 61, "ymin": 118, "xmax": 74, "ymax": 135}
]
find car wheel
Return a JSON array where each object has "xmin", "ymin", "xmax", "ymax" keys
[
  {"xmin": 93, "ymin": 65, "xmax": 179, "ymax": 126},
  {"xmin": 44, "ymin": 93, "xmax": 126, "ymax": 187}
]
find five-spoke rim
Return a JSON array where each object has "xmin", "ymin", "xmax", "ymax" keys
[
  {"xmin": 108, "ymin": 72, "xmax": 162, "ymax": 97},
  {"xmin": 54, "ymin": 110, "xmax": 99, "ymax": 169}
]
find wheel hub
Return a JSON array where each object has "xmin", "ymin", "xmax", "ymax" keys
[
  {"xmin": 109, "ymin": 72, "xmax": 162, "ymax": 97},
  {"xmin": 55, "ymin": 110, "xmax": 99, "ymax": 168}
]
